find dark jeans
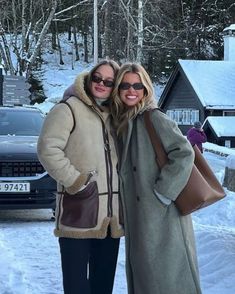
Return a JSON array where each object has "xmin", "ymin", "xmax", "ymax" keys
[{"xmin": 59, "ymin": 235, "xmax": 120, "ymax": 294}]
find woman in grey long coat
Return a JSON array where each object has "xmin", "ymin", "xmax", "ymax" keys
[{"xmin": 111, "ymin": 63, "xmax": 202, "ymax": 294}]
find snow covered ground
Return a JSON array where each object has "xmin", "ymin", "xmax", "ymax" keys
[{"xmin": 0, "ymin": 150, "xmax": 235, "ymax": 294}]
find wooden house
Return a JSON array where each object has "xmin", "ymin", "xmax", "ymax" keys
[
  {"xmin": 203, "ymin": 116, "xmax": 235, "ymax": 148},
  {"xmin": 158, "ymin": 24, "xmax": 235, "ymax": 144}
]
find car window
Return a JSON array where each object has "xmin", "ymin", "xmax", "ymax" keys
[{"xmin": 0, "ymin": 109, "xmax": 44, "ymax": 136}]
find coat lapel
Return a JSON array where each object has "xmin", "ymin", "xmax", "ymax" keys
[{"xmin": 121, "ymin": 119, "xmax": 134, "ymax": 168}]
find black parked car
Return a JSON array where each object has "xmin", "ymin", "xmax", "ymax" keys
[{"xmin": 0, "ymin": 105, "xmax": 56, "ymax": 210}]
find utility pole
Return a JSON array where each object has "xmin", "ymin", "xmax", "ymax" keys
[
  {"xmin": 0, "ymin": 68, "xmax": 3, "ymax": 105},
  {"xmin": 93, "ymin": 0, "xmax": 98, "ymax": 64},
  {"xmin": 136, "ymin": 0, "xmax": 143, "ymax": 63}
]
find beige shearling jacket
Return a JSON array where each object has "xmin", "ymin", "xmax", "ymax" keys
[{"xmin": 37, "ymin": 72, "xmax": 124, "ymax": 239}]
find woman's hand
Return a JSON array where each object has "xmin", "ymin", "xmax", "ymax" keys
[{"xmin": 66, "ymin": 170, "xmax": 97, "ymax": 194}]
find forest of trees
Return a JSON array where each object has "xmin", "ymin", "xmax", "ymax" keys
[{"xmin": 0, "ymin": 0, "xmax": 235, "ymax": 82}]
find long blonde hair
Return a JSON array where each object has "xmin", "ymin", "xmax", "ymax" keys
[{"xmin": 111, "ymin": 63, "xmax": 157, "ymax": 134}]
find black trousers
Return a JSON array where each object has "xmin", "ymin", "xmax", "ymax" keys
[{"xmin": 59, "ymin": 235, "xmax": 120, "ymax": 294}]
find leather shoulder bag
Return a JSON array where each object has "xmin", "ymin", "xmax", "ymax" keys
[{"xmin": 144, "ymin": 110, "xmax": 226, "ymax": 216}]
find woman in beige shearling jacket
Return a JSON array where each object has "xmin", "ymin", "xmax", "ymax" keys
[{"xmin": 37, "ymin": 60, "xmax": 123, "ymax": 294}]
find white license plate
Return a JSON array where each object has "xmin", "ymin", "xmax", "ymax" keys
[{"xmin": 0, "ymin": 182, "xmax": 30, "ymax": 193}]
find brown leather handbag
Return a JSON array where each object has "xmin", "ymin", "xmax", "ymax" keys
[{"xmin": 144, "ymin": 111, "xmax": 226, "ymax": 216}]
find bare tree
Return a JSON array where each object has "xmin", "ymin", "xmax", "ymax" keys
[
  {"xmin": 0, "ymin": 0, "xmax": 58, "ymax": 75},
  {"xmin": 1, "ymin": 0, "xmax": 234, "ymax": 81},
  {"xmin": 27, "ymin": 0, "xmax": 58, "ymax": 73},
  {"xmin": 0, "ymin": 22, "xmax": 15, "ymax": 74}
]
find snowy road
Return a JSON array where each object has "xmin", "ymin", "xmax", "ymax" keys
[
  {"xmin": 0, "ymin": 208, "xmax": 126, "ymax": 294},
  {"xmin": 0, "ymin": 209, "xmax": 63, "ymax": 294}
]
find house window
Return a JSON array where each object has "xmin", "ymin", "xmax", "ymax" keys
[
  {"xmin": 223, "ymin": 111, "xmax": 235, "ymax": 116},
  {"xmin": 225, "ymin": 140, "xmax": 231, "ymax": 148},
  {"xmin": 166, "ymin": 109, "xmax": 199, "ymax": 125}
]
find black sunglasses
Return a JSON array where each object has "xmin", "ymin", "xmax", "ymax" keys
[
  {"xmin": 91, "ymin": 75, "xmax": 114, "ymax": 88},
  {"xmin": 119, "ymin": 82, "xmax": 145, "ymax": 90}
]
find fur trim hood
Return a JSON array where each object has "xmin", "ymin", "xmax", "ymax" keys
[{"xmin": 63, "ymin": 72, "xmax": 93, "ymax": 106}]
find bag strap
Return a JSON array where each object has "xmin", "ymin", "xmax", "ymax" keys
[
  {"xmin": 59, "ymin": 100, "xmax": 76, "ymax": 134},
  {"xmin": 143, "ymin": 110, "xmax": 168, "ymax": 168}
]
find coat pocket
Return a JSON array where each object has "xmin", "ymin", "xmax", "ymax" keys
[{"xmin": 61, "ymin": 181, "xmax": 99, "ymax": 228}]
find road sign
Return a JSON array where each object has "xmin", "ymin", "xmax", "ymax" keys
[
  {"xmin": 3, "ymin": 96, "xmax": 29, "ymax": 105},
  {"xmin": 4, "ymin": 75, "xmax": 26, "ymax": 81},
  {"xmin": 3, "ymin": 78, "xmax": 31, "ymax": 90},
  {"xmin": 3, "ymin": 89, "xmax": 30, "ymax": 97},
  {"xmin": 2, "ymin": 75, "xmax": 31, "ymax": 105},
  {"xmin": 3, "ymin": 82, "xmax": 31, "ymax": 90},
  {"xmin": 3, "ymin": 84, "xmax": 31, "ymax": 92}
]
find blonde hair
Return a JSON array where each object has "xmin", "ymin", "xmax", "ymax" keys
[{"xmin": 111, "ymin": 63, "xmax": 157, "ymax": 134}]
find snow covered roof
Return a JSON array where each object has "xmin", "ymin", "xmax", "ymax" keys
[
  {"xmin": 203, "ymin": 116, "xmax": 235, "ymax": 137},
  {"xmin": 223, "ymin": 23, "xmax": 235, "ymax": 32},
  {"xmin": 179, "ymin": 59, "xmax": 235, "ymax": 109}
]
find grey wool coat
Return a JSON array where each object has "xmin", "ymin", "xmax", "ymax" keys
[{"xmin": 119, "ymin": 109, "xmax": 202, "ymax": 294}]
